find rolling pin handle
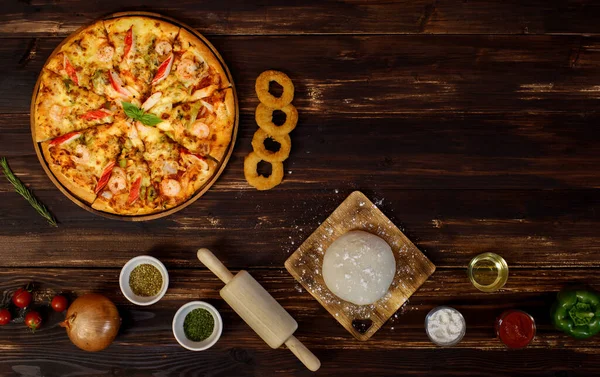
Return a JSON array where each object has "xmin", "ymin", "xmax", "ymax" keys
[
  {"xmin": 197, "ymin": 248, "xmax": 234, "ymax": 284},
  {"xmin": 285, "ymin": 335, "xmax": 321, "ymax": 372}
]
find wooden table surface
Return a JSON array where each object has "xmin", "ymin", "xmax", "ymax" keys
[{"xmin": 1, "ymin": 1, "xmax": 600, "ymax": 375}]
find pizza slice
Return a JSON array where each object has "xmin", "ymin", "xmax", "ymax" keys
[
  {"xmin": 41, "ymin": 121, "xmax": 127, "ymax": 204},
  {"xmin": 176, "ymin": 28, "xmax": 231, "ymax": 94},
  {"xmin": 149, "ymin": 28, "xmax": 231, "ymax": 105},
  {"xmin": 34, "ymin": 69, "xmax": 115, "ymax": 142},
  {"xmin": 104, "ymin": 16, "xmax": 180, "ymax": 100},
  {"xmin": 144, "ymin": 88, "xmax": 235, "ymax": 162},
  {"xmin": 135, "ymin": 122, "xmax": 217, "ymax": 209},
  {"xmin": 45, "ymin": 22, "xmax": 115, "ymax": 93},
  {"xmin": 92, "ymin": 121, "xmax": 163, "ymax": 215},
  {"xmin": 197, "ymin": 88, "xmax": 235, "ymax": 163},
  {"xmin": 88, "ymin": 68, "xmax": 144, "ymax": 104}
]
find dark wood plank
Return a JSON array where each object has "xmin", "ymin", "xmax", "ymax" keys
[
  {"xmin": 1, "ymin": 347, "xmax": 597, "ymax": 377},
  {"xmin": 3, "ymin": 36, "xmax": 600, "ymax": 115},
  {"xmin": 1, "ymin": 267, "xmax": 600, "ymax": 346},
  {"xmin": 0, "ymin": 186, "xmax": 599, "ymax": 268},
  {"xmin": 1, "ymin": 3, "xmax": 600, "ymax": 376},
  {"xmin": 5, "ymin": 109, "xmax": 600, "ymax": 189},
  {"xmin": 0, "ymin": 268, "xmax": 600, "ymax": 376},
  {"xmin": 2, "ymin": 1, "xmax": 600, "ymax": 37},
  {"xmin": 3, "ymin": 108, "xmax": 600, "ymax": 268},
  {"xmin": 3, "ymin": 109, "xmax": 600, "ymax": 267}
]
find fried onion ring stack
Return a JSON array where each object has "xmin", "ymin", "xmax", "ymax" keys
[{"xmin": 244, "ymin": 70, "xmax": 298, "ymax": 190}]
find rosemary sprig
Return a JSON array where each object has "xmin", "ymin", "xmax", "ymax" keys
[{"xmin": 0, "ymin": 157, "xmax": 58, "ymax": 227}]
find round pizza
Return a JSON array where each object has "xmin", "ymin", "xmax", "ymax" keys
[{"xmin": 32, "ymin": 16, "xmax": 236, "ymax": 216}]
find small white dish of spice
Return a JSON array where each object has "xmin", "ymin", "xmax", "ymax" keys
[
  {"xmin": 172, "ymin": 301, "xmax": 222, "ymax": 351},
  {"xmin": 425, "ymin": 306, "xmax": 466, "ymax": 346},
  {"xmin": 119, "ymin": 256, "xmax": 169, "ymax": 306}
]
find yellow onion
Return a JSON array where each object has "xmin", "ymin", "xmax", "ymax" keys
[{"xmin": 60, "ymin": 293, "xmax": 121, "ymax": 352}]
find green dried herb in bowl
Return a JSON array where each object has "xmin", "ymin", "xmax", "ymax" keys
[
  {"xmin": 129, "ymin": 264, "xmax": 163, "ymax": 297},
  {"xmin": 184, "ymin": 308, "xmax": 215, "ymax": 342}
]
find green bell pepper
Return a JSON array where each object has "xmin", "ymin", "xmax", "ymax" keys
[{"xmin": 552, "ymin": 289, "xmax": 600, "ymax": 339}]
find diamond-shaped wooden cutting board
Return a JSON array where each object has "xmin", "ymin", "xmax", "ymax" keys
[{"xmin": 285, "ymin": 191, "xmax": 435, "ymax": 341}]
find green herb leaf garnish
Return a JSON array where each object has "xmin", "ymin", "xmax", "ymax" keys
[
  {"xmin": 122, "ymin": 101, "xmax": 163, "ymax": 127},
  {"xmin": 122, "ymin": 101, "xmax": 144, "ymax": 119},
  {"xmin": 139, "ymin": 113, "xmax": 163, "ymax": 126},
  {"xmin": 0, "ymin": 157, "xmax": 58, "ymax": 227}
]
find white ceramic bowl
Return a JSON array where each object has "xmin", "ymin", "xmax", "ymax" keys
[
  {"xmin": 424, "ymin": 305, "xmax": 466, "ymax": 347},
  {"xmin": 119, "ymin": 255, "xmax": 169, "ymax": 306},
  {"xmin": 172, "ymin": 301, "xmax": 223, "ymax": 351}
]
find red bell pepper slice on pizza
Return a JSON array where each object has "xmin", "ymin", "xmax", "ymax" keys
[
  {"xmin": 127, "ymin": 176, "xmax": 142, "ymax": 205},
  {"xmin": 122, "ymin": 26, "xmax": 135, "ymax": 61},
  {"xmin": 95, "ymin": 161, "xmax": 116, "ymax": 194},
  {"xmin": 151, "ymin": 54, "xmax": 173, "ymax": 85},
  {"xmin": 63, "ymin": 55, "xmax": 79, "ymax": 86},
  {"xmin": 79, "ymin": 109, "xmax": 113, "ymax": 121},
  {"xmin": 49, "ymin": 131, "xmax": 81, "ymax": 145}
]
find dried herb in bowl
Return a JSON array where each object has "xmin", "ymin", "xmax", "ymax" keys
[
  {"xmin": 184, "ymin": 308, "xmax": 215, "ymax": 342},
  {"xmin": 129, "ymin": 264, "xmax": 163, "ymax": 297}
]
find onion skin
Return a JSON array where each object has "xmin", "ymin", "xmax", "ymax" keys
[{"xmin": 60, "ymin": 293, "xmax": 121, "ymax": 352}]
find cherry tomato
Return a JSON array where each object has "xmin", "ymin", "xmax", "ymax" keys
[
  {"xmin": 0, "ymin": 309, "xmax": 11, "ymax": 325},
  {"xmin": 12, "ymin": 287, "xmax": 32, "ymax": 309},
  {"xmin": 24, "ymin": 311, "xmax": 42, "ymax": 332},
  {"xmin": 51, "ymin": 295, "xmax": 68, "ymax": 312}
]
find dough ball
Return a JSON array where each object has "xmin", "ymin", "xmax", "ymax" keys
[{"xmin": 322, "ymin": 230, "xmax": 396, "ymax": 305}]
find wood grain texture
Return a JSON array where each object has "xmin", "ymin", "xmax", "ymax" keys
[
  {"xmin": 2, "ymin": 186, "xmax": 600, "ymax": 268},
  {"xmin": 3, "ymin": 106, "xmax": 600, "ymax": 269},
  {"xmin": 286, "ymin": 191, "xmax": 435, "ymax": 340},
  {"xmin": 5, "ymin": 110, "xmax": 600, "ymax": 190},
  {"xmin": 1, "ymin": 268, "xmax": 600, "ymax": 376},
  {"xmin": 4, "ymin": 35, "xmax": 600, "ymax": 116},
  {"xmin": 2, "ymin": 2, "xmax": 600, "ymax": 375},
  {"xmin": 2, "ymin": 267, "xmax": 600, "ymax": 345},
  {"xmin": 2, "ymin": 0, "xmax": 600, "ymax": 37}
]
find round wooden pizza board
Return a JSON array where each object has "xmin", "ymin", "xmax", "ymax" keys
[{"xmin": 30, "ymin": 11, "xmax": 239, "ymax": 221}]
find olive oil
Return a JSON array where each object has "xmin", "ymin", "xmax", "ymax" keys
[{"xmin": 467, "ymin": 253, "xmax": 508, "ymax": 292}]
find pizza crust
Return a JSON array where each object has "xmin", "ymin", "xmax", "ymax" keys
[
  {"xmin": 90, "ymin": 199, "xmax": 119, "ymax": 214},
  {"xmin": 41, "ymin": 143, "xmax": 96, "ymax": 204},
  {"xmin": 91, "ymin": 198, "xmax": 157, "ymax": 216},
  {"xmin": 151, "ymin": 18, "xmax": 181, "ymax": 39},
  {"xmin": 44, "ymin": 22, "xmax": 104, "ymax": 76},
  {"xmin": 105, "ymin": 16, "xmax": 179, "ymax": 36},
  {"xmin": 210, "ymin": 88, "xmax": 236, "ymax": 163},
  {"xmin": 189, "ymin": 158, "xmax": 219, "ymax": 195},
  {"xmin": 103, "ymin": 16, "xmax": 180, "ymax": 43},
  {"xmin": 178, "ymin": 28, "xmax": 231, "ymax": 89},
  {"xmin": 33, "ymin": 74, "xmax": 53, "ymax": 142}
]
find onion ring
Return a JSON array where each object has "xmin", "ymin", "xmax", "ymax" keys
[
  {"xmin": 255, "ymin": 103, "xmax": 298, "ymax": 136},
  {"xmin": 251, "ymin": 129, "xmax": 291, "ymax": 162},
  {"xmin": 244, "ymin": 152, "xmax": 284, "ymax": 190},
  {"xmin": 255, "ymin": 70, "xmax": 294, "ymax": 108}
]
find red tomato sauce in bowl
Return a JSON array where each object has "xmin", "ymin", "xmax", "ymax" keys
[{"xmin": 496, "ymin": 310, "xmax": 536, "ymax": 349}]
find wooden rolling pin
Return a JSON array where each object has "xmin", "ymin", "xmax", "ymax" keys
[{"xmin": 197, "ymin": 248, "xmax": 321, "ymax": 372}]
